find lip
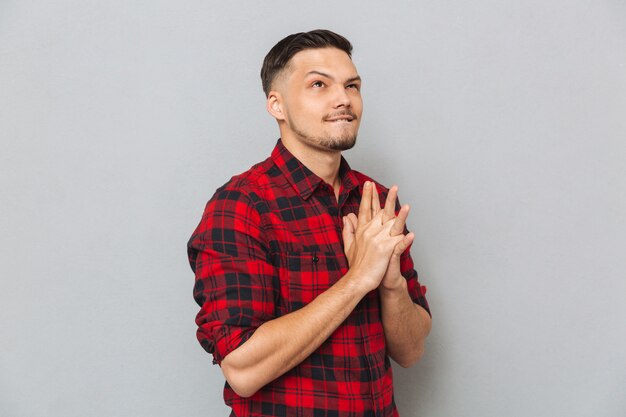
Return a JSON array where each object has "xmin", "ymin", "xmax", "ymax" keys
[{"xmin": 325, "ymin": 116, "xmax": 354, "ymax": 122}]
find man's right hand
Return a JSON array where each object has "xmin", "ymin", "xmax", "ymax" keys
[{"xmin": 342, "ymin": 181, "xmax": 406, "ymax": 293}]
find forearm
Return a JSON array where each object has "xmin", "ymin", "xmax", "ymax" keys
[
  {"xmin": 380, "ymin": 279, "xmax": 432, "ymax": 367},
  {"xmin": 221, "ymin": 269, "xmax": 368, "ymax": 398}
]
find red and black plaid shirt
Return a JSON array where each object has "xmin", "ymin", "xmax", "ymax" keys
[{"xmin": 188, "ymin": 139, "xmax": 429, "ymax": 417}]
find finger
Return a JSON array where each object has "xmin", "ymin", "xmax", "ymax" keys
[
  {"xmin": 346, "ymin": 213, "xmax": 358, "ymax": 231},
  {"xmin": 383, "ymin": 185, "xmax": 398, "ymax": 222},
  {"xmin": 393, "ymin": 232, "xmax": 415, "ymax": 257},
  {"xmin": 358, "ymin": 181, "xmax": 372, "ymax": 226},
  {"xmin": 381, "ymin": 214, "xmax": 399, "ymax": 235},
  {"xmin": 372, "ymin": 210, "xmax": 388, "ymax": 231},
  {"xmin": 390, "ymin": 204, "xmax": 410, "ymax": 237},
  {"xmin": 380, "ymin": 219, "xmax": 406, "ymax": 246},
  {"xmin": 342, "ymin": 216, "xmax": 355, "ymax": 250},
  {"xmin": 371, "ymin": 183, "xmax": 381, "ymax": 219},
  {"xmin": 388, "ymin": 234, "xmax": 406, "ymax": 252}
]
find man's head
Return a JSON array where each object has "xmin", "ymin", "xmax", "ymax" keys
[
  {"xmin": 261, "ymin": 30, "xmax": 353, "ymax": 97},
  {"xmin": 262, "ymin": 30, "xmax": 363, "ymax": 153}
]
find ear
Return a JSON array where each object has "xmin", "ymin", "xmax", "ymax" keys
[{"xmin": 266, "ymin": 91, "xmax": 286, "ymax": 121}]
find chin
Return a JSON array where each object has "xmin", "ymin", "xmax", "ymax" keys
[{"xmin": 322, "ymin": 136, "xmax": 357, "ymax": 151}]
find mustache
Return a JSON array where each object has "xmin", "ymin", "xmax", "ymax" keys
[{"xmin": 324, "ymin": 110, "xmax": 357, "ymax": 121}]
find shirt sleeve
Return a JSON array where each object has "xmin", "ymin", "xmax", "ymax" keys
[
  {"xmin": 392, "ymin": 193, "xmax": 431, "ymax": 317},
  {"xmin": 400, "ymin": 245, "xmax": 431, "ymax": 316},
  {"xmin": 188, "ymin": 186, "xmax": 278, "ymax": 365}
]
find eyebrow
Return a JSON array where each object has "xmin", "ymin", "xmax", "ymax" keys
[{"xmin": 305, "ymin": 70, "xmax": 361, "ymax": 84}]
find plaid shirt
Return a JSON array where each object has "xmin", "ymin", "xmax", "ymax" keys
[{"xmin": 188, "ymin": 139, "xmax": 429, "ymax": 417}]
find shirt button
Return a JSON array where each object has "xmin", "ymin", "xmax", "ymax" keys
[{"xmin": 312, "ymin": 256, "xmax": 319, "ymax": 263}]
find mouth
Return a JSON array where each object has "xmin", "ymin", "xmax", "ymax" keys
[{"xmin": 325, "ymin": 114, "xmax": 356, "ymax": 123}]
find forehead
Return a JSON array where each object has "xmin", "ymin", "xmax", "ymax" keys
[{"xmin": 286, "ymin": 47, "xmax": 358, "ymax": 79}]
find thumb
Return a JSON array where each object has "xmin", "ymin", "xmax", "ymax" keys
[{"xmin": 342, "ymin": 216, "xmax": 355, "ymax": 250}]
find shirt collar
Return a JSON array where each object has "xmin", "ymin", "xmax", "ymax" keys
[{"xmin": 270, "ymin": 139, "xmax": 360, "ymax": 201}]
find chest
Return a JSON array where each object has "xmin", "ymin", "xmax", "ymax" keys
[
  {"xmin": 258, "ymin": 188, "xmax": 361, "ymax": 312},
  {"xmin": 261, "ymin": 188, "xmax": 360, "ymax": 253}
]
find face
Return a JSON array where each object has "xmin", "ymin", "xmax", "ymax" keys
[{"xmin": 269, "ymin": 47, "xmax": 363, "ymax": 152}]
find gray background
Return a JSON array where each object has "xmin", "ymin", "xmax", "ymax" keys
[{"xmin": 1, "ymin": 1, "xmax": 625, "ymax": 416}]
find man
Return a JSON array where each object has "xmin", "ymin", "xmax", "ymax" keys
[{"xmin": 188, "ymin": 29, "xmax": 431, "ymax": 417}]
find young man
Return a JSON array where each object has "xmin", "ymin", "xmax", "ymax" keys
[{"xmin": 188, "ymin": 29, "xmax": 431, "ymax": 417}]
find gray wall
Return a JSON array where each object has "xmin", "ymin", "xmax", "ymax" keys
[{"xmin": 1, "ymin": 1, "xmax": 625, "ymax": 416}]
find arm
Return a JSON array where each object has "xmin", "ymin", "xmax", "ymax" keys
[
  {"xmin": 222, "ymin": 181, "xmax": 404, "ymax": 397},
  {"xmin": 379, "ymin": 185, "xmax": 432, "ymax": 367},
  {"xmin": 221, "ymin": 268, "xmax": 370, "ymax": 397},
  {"xmin": 344, "ymin": 185, "xmax": 432, "ymax": 367},
  {"xmin": 379, "ymin": 273, "xmax": 432, "ymax": 367},
  {"xmin": 197, "ymin": 183, "xmax": 402, "ymax": 397}
]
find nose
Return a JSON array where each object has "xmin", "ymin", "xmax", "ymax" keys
[{"xmin": 332, "ymin": 85, "xmax": 351, "ymax": 108}]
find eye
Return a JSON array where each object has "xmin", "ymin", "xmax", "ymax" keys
[
  {"xmin": 312, "ymin": 81, "xmax": 325, "ymax": 88},
  {"xmin": 346, "ymin": 83, "xmax": 360, "ymax": 91}
]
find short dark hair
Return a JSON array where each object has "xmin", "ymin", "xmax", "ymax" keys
[{"xmin": 260, "ymin": 29, "xmax": 353, "ymax": 97}]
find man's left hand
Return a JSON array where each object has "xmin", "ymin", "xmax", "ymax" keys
[{"xmin": 343, "ymin": 184, "xmax": 415, "ymax": 291}]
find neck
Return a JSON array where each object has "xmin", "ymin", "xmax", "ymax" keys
[{"xmin": 280, "ymin": 137, "xmax": 343, "ymax": 194}]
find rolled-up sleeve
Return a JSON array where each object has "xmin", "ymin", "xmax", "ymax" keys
[
  {"xmin": 188, "ymin": 186, "xmax": 278, "ymax": 365},
  {"xmin": 391, "ymin": 193, "xmax": 431, "ymax": 317},
  {"xmin": 400, "ymin": 246, "xmax": 431, "ymax": 317}
]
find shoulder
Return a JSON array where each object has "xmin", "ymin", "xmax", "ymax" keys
[
  {"xmin": 190, "ymin": 157, "xmax": 275, "ymax": 249},
  {"xmin": 210, "ymin": 156, "xmax": 275, "ymax": 205},
  {"xmin": 351, "ymin": 169, "xmax": 390, "ymax": 195}
]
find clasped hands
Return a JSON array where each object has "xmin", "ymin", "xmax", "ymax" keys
[{"xmin": 342, "ymin": 181, "xmax": 415, "ymax": 293}]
